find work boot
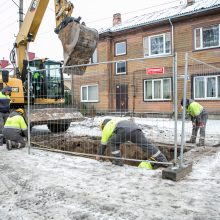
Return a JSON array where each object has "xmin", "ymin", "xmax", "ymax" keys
[
  {"xmin": 112, "ymin": 159, "xmax": 124, "ymax": 166},
  {"xmin": 197, "ymin": 139, "xmax": 205, "ymax": 147},
  {"xmin": 6, "ymin": 140, "xmax": 12, "ymax": 150},
  {"xmin": 186, "ymin": 137, "xmax": 196, "ymax": 144}
]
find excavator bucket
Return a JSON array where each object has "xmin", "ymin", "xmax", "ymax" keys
[{"xmin": 58, "ymin": 21, "xmax": 99, "ymax": 75}]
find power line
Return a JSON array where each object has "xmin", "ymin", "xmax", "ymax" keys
[
  {"xmin": 0, "ymin": 0, "xmax": 8, "ymax": 8},
  {"xmin": 11, "ymin": 0, "xmax": 19, "ymax": 8},
  {"xmin": 87, "ymin": 0, "xmax": 181, "ymax": 24},
  {"xmin": 1, "ymin": 21, "xmax": 17, "ymax": 32}
]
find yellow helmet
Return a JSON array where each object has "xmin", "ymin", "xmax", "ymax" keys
[
  {"xmin": 138, "ymin": 161, "xmax": 153, "ymax": 170},
  {"xmin": 100, "ymin": 118, "xmax": 111, "ymax": 130},
  {"xmin": 16, "ymin": 108, "xmax": 25, "ymax": 115}
]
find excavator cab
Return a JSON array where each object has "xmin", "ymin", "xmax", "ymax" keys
[{"xmin": 28, "ymin": 59, "xmax": 64, "ymax": 103}]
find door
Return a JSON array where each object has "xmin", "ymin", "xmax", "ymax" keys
[{"xmin": 116, "ymin": 84, "xmax": 128, "ymax": 112}]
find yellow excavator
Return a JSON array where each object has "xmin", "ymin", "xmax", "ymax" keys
[{"xmin": 0, "ymin": 0, "xmax": 98, "ymax": 132}]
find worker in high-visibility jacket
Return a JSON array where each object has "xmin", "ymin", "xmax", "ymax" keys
[
  {"xmin": 0, "ymin": 86, "xmax": 12, "ymax": 146},
  {"xmin": 96, "ymin": 118, "xmax": 168, "ymax": 166},
  {"xmin": 181, "ymin": 98, "xmax": 208, "ymax": 146},
  {"xmin": 3, "ymin": 108, "xmax": 28, "ymax": 150}
]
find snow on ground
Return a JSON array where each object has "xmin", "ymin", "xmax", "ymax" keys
[
  {"xmin": 33, "ymin": 116, "xmax": 220, "ymax": 146},
  {"xmin": 68, "ymin": 117, "xmax": 220, "ymax": 146},
  {"xmin": 0, "ymin": 145, "xmax": 220, "ymax": 220}
]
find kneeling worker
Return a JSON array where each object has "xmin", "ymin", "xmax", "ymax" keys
[
  {"xmin": 3, "ymin": 108, "xmax": 28, "ymax": 150},
  {"xmin": 96, "ymin": 118, "xmax": 168, "ymax": 166}
]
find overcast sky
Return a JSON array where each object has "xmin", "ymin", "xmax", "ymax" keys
[{"xmin": 0, "ymin": 0, "xmax": 182, "ymax": 62}]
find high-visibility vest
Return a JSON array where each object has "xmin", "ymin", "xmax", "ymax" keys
[
  {"xmin": 0, "ymin": 91, "xmax": 10, "ymax": 113},
  {"xmin": 4, "ymin": 114, "xmax": 27, "ymax": 131},
  {"xmin": 138, "ymin": 161, "xmax": 153, "ymax": 170},
  {"xmin": 101, "ymin": 118, "xmax": 124, "ymax": 145},
  {"xmin": 187, "ymin": 102, "xmax": 203, "ymax": 117}
]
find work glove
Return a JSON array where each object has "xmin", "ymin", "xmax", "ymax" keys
[
  {"xmin": 198, "ymin": 122, "xmax": 205, "ymax": 128},
  {"xmin": 96, "ymin": 144, "xmax": 107, "ymax": 161}
]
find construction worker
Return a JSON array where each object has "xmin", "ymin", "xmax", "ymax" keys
[
  {"xmin": 0, "ymin": 86, "xmax": 12, "ymax": 146},
  {"xmin": 181, "ymin": 98, "xmax": 208, "ymax": 146},
  {"xmin": 3, "ymin": 108, "xmax": 28, "ymax": 150},
  {"xmin": 96, "ymin": 118, "xmax": 168, "ymax": 166}
]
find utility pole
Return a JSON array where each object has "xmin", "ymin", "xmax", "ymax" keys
[{"xmin": 19, "ymin": 0, "xmax": 23, "ymax": 28}]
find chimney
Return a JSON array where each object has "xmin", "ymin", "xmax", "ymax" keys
[
  {"xmin": 186, "ymin": 0, "xmax": 195, "ymax": 6},
  {"xmin": 0, "ymin": 58, "xmax": 9, "ymax": 68},
  {"xmin": 113, "ymin": 13, "xmax": 121, "ymax": 26},
  {"xmin": 28, "ymin": 52, "xmax": 35, "ymax": 60}
]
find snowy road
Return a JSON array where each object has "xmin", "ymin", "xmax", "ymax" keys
[{"xmin": 0, "ymin": 146, "xmax": 220, "ymax": 220}]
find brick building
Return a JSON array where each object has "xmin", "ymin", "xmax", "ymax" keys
[{"xmin": 72, "ymin": 0, "xmax": 220, "ymax": 116}]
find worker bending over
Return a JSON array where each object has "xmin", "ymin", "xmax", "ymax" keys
[
  {"xmin": 97, "ymin": 118, "xmax": 168, "ymax": 166},
  {"xmin": 181, "ymin": 98, "xmax": 208, "ymax": 146},
  {"xmin": 3, "ymin": 108, "xmax": 28, "ymax": 150}
]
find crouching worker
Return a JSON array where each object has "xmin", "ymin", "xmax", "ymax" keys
[
  {"xmin": 3, "ymin": 108, "xmax": 27, "ymax": 150},
  {"xmin": 96, "ymin": 118, "xmax": 168, "ymax": 167}
]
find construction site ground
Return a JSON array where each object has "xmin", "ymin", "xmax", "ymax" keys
[{"xmin": 0, "ymin": 117, "xmax": 220, "ymax": 219}]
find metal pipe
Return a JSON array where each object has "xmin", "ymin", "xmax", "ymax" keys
[
  {"xmin": 32, "ymin": 143, "xmax": 173, "ymax": 166},
  {"xmin": 25, "ymin": 43, "xmax": 31, "ymax": 154},
  {"xmin": 169, "ymin": 18, "xmax": 175, "ymax": 115},
  {"xmin": 180, "ymin": 53, "xmax": 188, "ymax": 167},
  {"xmin": 19, "ymin": 0, "xmax": 23, "ymax": 28},
  {"xmin": 174, "ymin": 52, "xmax": 178, "ymax": 164}
]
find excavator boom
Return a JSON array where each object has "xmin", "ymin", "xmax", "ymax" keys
[{"xmin": 15, "ymin": 0, "xmax": 98, "ymax": 74}]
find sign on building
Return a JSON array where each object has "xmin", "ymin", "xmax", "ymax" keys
[{"xmin": 146, "ymin": 67, "xmax": 165, "ymax": 74}]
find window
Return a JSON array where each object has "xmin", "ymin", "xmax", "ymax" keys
[
  {"xmin": 195, "ymin": 24, "xmax": 220, "ymax": 50},
  {"xmin": 116, "ymin": 61, "xmax": 126, "ymax": 75},
  {"xmin": 143, "ymin": 32, "xmax": 171, "ymax": 57},
  {"xmin": 115, "ymin": 41, "xmax": 126, "ymax": 56},
  {"xmin": 90, "ymin": 48, "xmax": 98, "ymax": 63},
  {"xmin": 81, "ymin": 84, "xmax": 98, "ymax": 102},
  {"xmin": 144, "ymin": 78, "xmax": 171, "ymax": 101},
  {"xmin": 194, "ymin": 75, "xmax": 220, "ymax": 99}
]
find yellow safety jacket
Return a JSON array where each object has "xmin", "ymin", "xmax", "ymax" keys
[
  {"xmin": 187, "ymin": 101, "xmax": 203, "ymax": 117},
  {"xmin": 4, "ymin": 114, "xmax": 27, "ymax": 131},
  {"xmin": 101, "ymin": 118, "xmax": 123, "ymax": 145},
  {"xmin": 0, "ymin": 91, "xmax": 10, "ymax": 113}
]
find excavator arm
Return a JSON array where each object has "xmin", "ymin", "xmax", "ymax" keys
[
  {"xmin": 15, "ymin": 0, "xmax": 50, "ymax": 73},
  {"xmin": 14, "ymin": 0, "xmax": 98, "ymax": 75}
]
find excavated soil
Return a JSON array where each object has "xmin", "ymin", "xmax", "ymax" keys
[{"xmin": 31, "ymin": 133, "xmax": 185, "ymax": 166}]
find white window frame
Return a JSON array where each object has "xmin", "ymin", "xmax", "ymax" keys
[
  {"xmin": 194, "ymin": 24, "xmax": 220, "ymax": 50},
  {"xmin": 81, "ymin": 84, "xmax": 99, "ymax": 102},
  {"xmin": 193, "ymin": 75, "xmax": 220, "ymax": 100},
  {"xmin": 144, "ymin": 78, "xmax": 172, "ymax": 101},
  {"xmin": 115, "ymin": 41, "xmax": 126, "ymax": 56},
  {"xmin": 116, "ymin": 61, "xmax": 126, "ymax": 75},
  {"xmin": 89, "ymin": 48, "xmax": 98, "ymax": 63},
  {"xmin": 143, "ymin": 33, "xmax": 171, "ymax": 57}
]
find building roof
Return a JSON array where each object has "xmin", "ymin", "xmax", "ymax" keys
[{"xmin": 100, "ymin": 0, "xmax": 220, "ymax": 34}]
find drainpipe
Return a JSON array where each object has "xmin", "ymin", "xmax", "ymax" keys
[
  {"xmin": 106, "ymin": 37, "xmax": 112, "ymax": 112},
  {"xmin": 169, "ymin": 18, "xmax": 178, "ymax": 164},
  {"xmin": 169, "ymin": 18, "xmax": 175, "ymax": 114}
]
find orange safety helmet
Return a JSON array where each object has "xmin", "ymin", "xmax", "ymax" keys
[
  {"xmin": 16, "ymin": 108, "xmax": 25, "ymax": 116},
  {"xmin": 100, "ymin": 118, "xmax": 111, "ymax": 130}
]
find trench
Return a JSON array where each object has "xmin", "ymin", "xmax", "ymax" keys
[{"xmin": 31, "ymin": 134, "xmax": 190, "ymax": 166}]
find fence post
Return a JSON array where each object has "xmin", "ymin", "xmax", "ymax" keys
[
  {"xmin": 25, "ymin": 44, "xmax": 31, "ymax": 154},
  {"xmin": 180, "ymin": 53, "xmax": 188, "ymax": 167},
  {"xmin": 174, "ymin": 52, "xmax": 178, "ymax": 164}
]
